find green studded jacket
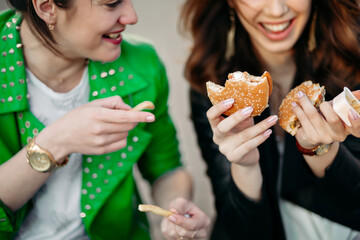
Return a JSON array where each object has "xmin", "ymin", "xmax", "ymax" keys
[{"xmin": 0, "ymin": 9, "xmax": 182, "ymax": 240}]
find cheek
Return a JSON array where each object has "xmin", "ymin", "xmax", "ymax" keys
[
  {"xmin": 233, "ymin": 0, "xmax": 260, "ymax": 26},
  {"xmin": 291, "ymin": 0, "xmax": 312, "ymax": 17}
]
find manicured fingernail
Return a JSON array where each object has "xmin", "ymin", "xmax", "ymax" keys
[
  {"xmin": 350, "ymin": 108, "xmax": 359, "ymax": 120},
  {"xmin": 223, "ymin": 99, "xmax": 234, "ymax": 107},
  {"xmin": 292, "ymin": 102, "xmax": 297, "ymax": 107},
  {"xmin": 267, "ymin": 115, "xmax": 278, "ymax": 124},
  {"xmin": 297, "ymin": 91, "xmax": 304, "ymax": 98},
  {"xmin": 241, "ymin": 107, "xmax": 253, "ymax": 116},
  {"xmin": 168, "ymin": 215, "xmax": 177, "ymax": 222},
  {"xmin": 146, "ymin": 115, "xmax": 155, "ymax": 122},
  {"xmin": 263, "ymin": 129, "xmax": 272, "ymax": 137}
]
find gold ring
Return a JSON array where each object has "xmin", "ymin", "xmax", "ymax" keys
[
  {"xmin": 177, "ymin": 237, "xmax": 184, "ymax": 240},
  {"xmin": 190, "ymin": 231, "xmax": 197, "ymax": 239}
]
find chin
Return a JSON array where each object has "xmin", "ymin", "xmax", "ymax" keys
[
  {"xmin": 263, "ymin": 41, "xmax": 296, "ymax": 54},
  {"xmin": 97, "ymin": 50, "xmax": 121, "ymax": 63}
]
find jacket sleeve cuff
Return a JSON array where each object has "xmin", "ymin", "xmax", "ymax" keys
[
  {"xmin": 321, "ymin": 143, "xmax": 360, "ymax": 196},
  {"xmin": 227, "ymin": 174, "xmax": 270, "ymax": 214},
  {"xmin": 0, "ymin": 199, "xmax": 28, "ymax": 232}
]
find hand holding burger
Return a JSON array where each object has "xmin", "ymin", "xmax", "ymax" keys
[{"xmin": 278, "ymin": 81, "xmax": 359, "ymax": 158}]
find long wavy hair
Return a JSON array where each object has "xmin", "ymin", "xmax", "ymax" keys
[
  {"xmin": 180, "ymin": 0, "xmax": 360, "ymax": 98},
  {"xmin": 6, "ymin": 0, "xmax": 74, "ymax": 55}
]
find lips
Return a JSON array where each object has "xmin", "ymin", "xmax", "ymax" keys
[
  {"xmin": 261, "ymin": 21, "xmax": 291, "ymax": 33},
  {"xmin": 258, "ymin": 18, "xmax": 295, "ymax": 41},
  {"xmin": 102, "ymin": 30, "xmax": 123, "ymax": 45},
  {"xmin": 103, "ymin": 32, "xmax": 121, "ymax": 39}
]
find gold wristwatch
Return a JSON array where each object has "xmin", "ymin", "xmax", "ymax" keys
[{"xmin": 26, "ymin": 136, "xmax": 68, "ymax": 172}]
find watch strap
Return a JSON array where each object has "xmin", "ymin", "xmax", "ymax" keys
[{"xmin": 295, "ymin": 140, "xmax": 331, "ymax": 156}]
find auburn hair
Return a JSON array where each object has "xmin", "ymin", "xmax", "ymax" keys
[{"xmin": 180, "ymin": 0, "xmax": 360, "ymax": 98}]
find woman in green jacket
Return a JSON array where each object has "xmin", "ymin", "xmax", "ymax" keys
[{"xmin": 0, "ymin": 0, "xmax": 210, "ymax": 239}]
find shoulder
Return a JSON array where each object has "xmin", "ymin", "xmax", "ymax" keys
[{"xmin": 0, "ymin": 9, "xmax": 18, "ymax": 26}]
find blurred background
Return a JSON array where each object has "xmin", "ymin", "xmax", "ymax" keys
[{"xmin": 0, "ymin": 1, "xmax": 215, "ymax": 239}]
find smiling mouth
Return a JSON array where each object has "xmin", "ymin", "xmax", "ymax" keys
[
  {"xmin": 261, "ymin": 20, "xmax": 292, "ymax": 33},
  {"xmin": 103, "ymin": 32, "xmax": 121, "ymax": 39}
]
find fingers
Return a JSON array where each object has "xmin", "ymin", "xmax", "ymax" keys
[
  {"xmin": 346, "ymin": 108, "xmax": 360, "ymax": 137},
  {"xmin": 88, "ymin": 96, "xmax": 155, "ymax": 123},
  {"xmin": 174, "ymin": 224, "xmax": 207, "ymax": 239},
  {"xmin": 98, "ymin": 107, "xmax": 155, "ymax": 123},
  {"xmin": 168, "ymin": 212, "xmax": 209, "ymax": 232},
  {"xmin": 218, "ymin": 115, "xmax": 277, "ymax": 161},
  {"xmin": 216, "ymin": 107, "xmax": 253, "ymax": 133},
  {"xmin": 164, "ymin": 198, "xmax": 210, "ymax": 239},
  {"xmin": 294, "ymin": 91, "xmax": 348, "ymax": 145},
  {"xmin": 293, "ymin": 91, "xmax": 323, "ymax": 132},
  {"xmin": 348, "ymin": 108, "xmax": 360, "ymax": 127},
  {"xmin": 91, "ymin": 122, "xmax": 136, "ymax": 135},
  {"xmin": 89, "ymin": 95, "xmax": 132, "ymax": 110},
  {"xmin": 206, "ymin": 99, "xmax": 234, "ymax": 128},
  {"xmin": 352, "ymin": 90, "xmax": 360, "ymax": 100},
  {"xmin": 319, "ymin": 102, "xmax": 345, "ymax": 137}
]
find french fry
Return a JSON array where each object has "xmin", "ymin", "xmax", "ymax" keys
[
  {"xmin": 131, "ymin": 101, "xmax": 155, "ymax": 111},
  {"xmin": 138, "ymin": 204, "xmax": 173, "ymax": 217}
]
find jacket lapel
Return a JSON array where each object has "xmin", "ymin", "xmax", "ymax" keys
[
  {"xmin": 0, "ymin": 12, "xmax": 28, "ymax": 115},
  {"xmin": 80, "ymin": 58, "xmax": 151, "ymax": 227}
]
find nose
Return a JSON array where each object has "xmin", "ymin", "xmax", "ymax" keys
[
  {"xmin": 264, "ymin": 0, "xmax": 288, "ymax": 17},
  {"xmin": 119, "ymin": 1, "xmax": 138, "ymax": 25}
]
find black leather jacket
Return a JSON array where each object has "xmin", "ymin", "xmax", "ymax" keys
[{"xmin": 190, "ymin": 88, "xmax": 360, "ymax": 240}]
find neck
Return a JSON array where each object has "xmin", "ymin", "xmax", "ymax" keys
[
  {"xmin": 254, "ymin": 44, "xmax": 297, "ymax": 140},
  {"xmin": 254, "ymin": 45, "xmax": 296, "ymax": 88},
  {"xmin": 20, "ymin": 20, "xmax": 87, "ymax": 93}
]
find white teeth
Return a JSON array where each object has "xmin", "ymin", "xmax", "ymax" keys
[
  {"xmin": 262, "ymin": 21, "xmax": 290, "ymax": 33},
  {"xmin": 107, "ymin": 33, "xmax": 120, "ymax": 39}
]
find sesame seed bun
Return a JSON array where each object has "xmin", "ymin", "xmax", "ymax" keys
[
  {"xmin": 206, "ymin": 71, "xmax": 273, "ymax": 117},
  {"xmin": 278, "ymin": 81, "xmax": 325, "ymax": 136}
]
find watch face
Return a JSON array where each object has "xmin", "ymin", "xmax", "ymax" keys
[
  {"xmin": 29, "ymin": 152, "xmax": 52, "ymax": 172},
  {"xmin": 316, "ymin": 144, "xmax": 331, "ymax": 156}
]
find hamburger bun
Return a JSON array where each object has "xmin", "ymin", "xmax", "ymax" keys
[
  {"xmin": 279, "ymin": 81, "xmax": 325, "ymax": 136},
  {"xmin": 333, "ymin": 87, "xmax": 360, "ymax": 127},
  {"xmin": 206, "ymin": 71, "xmax": 273, "ymax": 117}
]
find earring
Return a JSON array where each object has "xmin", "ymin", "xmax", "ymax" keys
[
  {"xmin": 307, "ymin": 11, "xmax": 317, "ymax": 52},
  {"xmin": 225, "ymin": 9, "xmax": 236, "ymax": 61},
  {"xmin": 48, "ymin": 20, "xmax": 55, "ymax": 31}
]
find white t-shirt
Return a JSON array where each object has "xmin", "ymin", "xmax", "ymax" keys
[{"xmin": 15, "ymin": 68, "xmax": 90, "ymax": 240}]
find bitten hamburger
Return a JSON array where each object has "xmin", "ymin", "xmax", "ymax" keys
[
  {"xmin": 206, "ymin": 71, "xmax": 273, "ymax": 117},
  {"xmin": 279, "ymin": 81, "xmax": 325, "ymax": 136}
]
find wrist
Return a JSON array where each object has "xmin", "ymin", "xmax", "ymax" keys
[
  {"xmin": 232, "ymin": 162, "xmax": 260, "ymax": 175},
  {"xmin": 295, "ymin": 139, "xmax": 332, "ymax": 156},
  {"xmin": 231, "ymin": 163, "xmax": 262, "ymax": 201},
  {"xmin": 26, "ymin": 136, "xmax": 69, "ymax": 173},
  {"xmin": 36, "ymin": 130, "xmax": 69, "ymax": 163}
]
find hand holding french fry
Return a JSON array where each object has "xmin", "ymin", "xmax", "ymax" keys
[{"xmin": 139, "ymin": 198, "xmax": 210, "ymax": 240}]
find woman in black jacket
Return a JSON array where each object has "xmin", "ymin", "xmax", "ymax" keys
[{"xmin": 180, "ymin": 0, "xmax": 360, "ymax": 239}]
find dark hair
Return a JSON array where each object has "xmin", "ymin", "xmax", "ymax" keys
[
  {"xmin": 6, "ymin": 0, "xmax": 74, "ymax": 55},
  {"xmin": 180, "ymin": 0, "xmax": 360, "ymax": 98}
]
